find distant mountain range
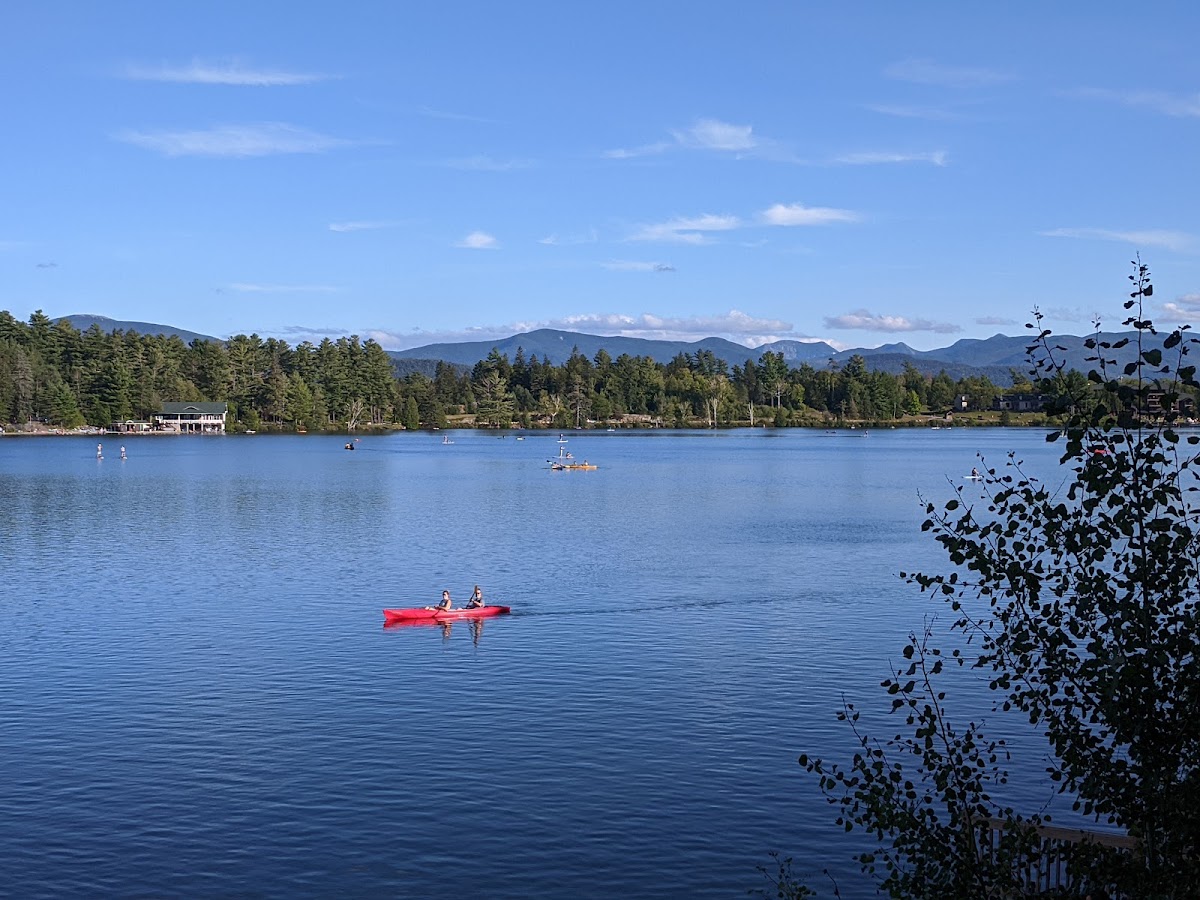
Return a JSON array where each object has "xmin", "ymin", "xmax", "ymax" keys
[
  {"xmin": 62, "ymin": 315, "xmax": 220, "ymax": 346},
  {"xmin": 58, "ymin": 314, "xmax": 1169, "ymax": 386},
  {"xmin": 391, "ymin": 327, "xmax": 1153, "ymax": 385}
]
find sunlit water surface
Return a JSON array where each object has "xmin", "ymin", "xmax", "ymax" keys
[{"xmin": 1, "ymin": 429, "xmax": 1074, "ymax": 897}]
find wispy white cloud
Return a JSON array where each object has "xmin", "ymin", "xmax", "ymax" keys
[
  {"xmin": 1040, "ymin": 227, "xmax": 1197, "ymax": 253},
  {"xmin": 456, "ymin": 231, "xmax": 500, "ymax": 249},
  {"xmin": 629, "ymin": 214, "xmax": 741, "ymax": 244},
  {"xmin": 1161, "ymin": 293, "xmax": 1200, "ymax": 320},
  {"xmin": 825, "ymin": 309, "xmax": 961, "ymax": 334},
  {"xmin": 554, "ymin": 310, "xmax": 791, "ymax": 343},
  {"xmin": 885, "ymin": 58, "xmax": 1014, "ymax": 88},
  {"xmin": 539, "ymin": 229, "xmax": 598, "ymax": 246},
  {"xmin": 670, "ymin": 118, "xmax": 757, "ymax": 151},
  {"xmin": 602, "ymin": 142, "xmax": 672, "ymax": 160},
  {"xmin": 976, "ymin": 315, "xmax": 1018, "ymax": 326},
  {"xmin": 1071, "ymin": 88, "xmax": 1200, "ymax": 118},
  {"xmin": 115, "ymin": 122, "xmax": 351, "ymax": 157},
  {"xmin": 601, "ymin": 260, "xmax": 676, "ymax": 272},
  {"xmin": 227, "ymin": 283, "xmax": 341, "ymax": 293},
  {"xmin": 866, "ymin": 103, "xmax": 959, "ymax": 121},
  {"xmin": 629, "ymin": 203, "xmax": 860, "ymax": 243},
  {"xmin": 271, "ymin": 324, "xmax": 353, "ymax": 342},
  {"xmin": 1042, "ymin": 307, "xmax": 1090, "ymax": 324},
  {"xmin": 329, "ymin": 221, "xmax": 396, "ymax": 232},
  {"xmin": 608, "ymin": 116, "xmax": 930, "ymax": 166},
  {"xmin": 760, "ymin": 203, "xmax": 860, "ymax": 226},
  {"xmin": 441, "ymin": 155, "xmax": 535, "ymax": 171},
  {"xmin": 122, "ymin": 59, "xmax": 330, "ymax": 86},
  {"xmin": 606, "ymin": 117, "xmax": 761, "ymax": 159},
  {"xmin": 416, "ymin": 105, "xmax": 497, "ymax": 124},
  {"xmin": 834, "ymin": 150, "xmax": 948, "ymax": 167}
]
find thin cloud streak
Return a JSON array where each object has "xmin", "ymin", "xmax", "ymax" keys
[
  {"xmin": 607, "ymin": 116, "xmax": 892, "ymax": 166},
  {"xmin": 606, "ymin": 117, "xmax": 759, "ymax": 159},
  {"xmin": 760, "ymin": 203, "xmax": 859, "ymax": 226},
  {"xmin": 866, "ymin": 103, "xmax": 960, "ymax": 121},
  {"xmin": 539, "ymin": 229, "xmax": 598, "ymax": 246},
  {"xmin": 228, "ymin": 283, "xmax": 341, "ymax": 294},
  {"xmin": 1041, "ymin": 227, "xmax": 1197, "ymax": 253},
  {"xmin": 885, "ymin": 58, "xmax": 1014, "ymax": 88},
  {"xmin": 272, "ymin": 324, "xmax": 354, "ymax": 341},
  {"xmin": 602, "ymin": 142, "xmax": 671, "ymax": 160},
  {"xmin": 1072, "ymin": 88, "xmax": 1200, "ymax": 118},
  {"xmin": 628, "ymin": 214, "xmax": 741, "ymax": 243},
  {"xmin": 601, "ymin": 260, "xmax": 675, "ymax": 272},
  {"xmin": 441, "ymin": 155, "xmax": 535, "ymax": 171},
  {"xmin": 115, "ymin": 122, "xmax": 352, "ymax": 157},
  {"xmin": 416, "ymin": 105, "xmax": 497, "ymax": 124},
  {"xmin": 834, "ymin": 150, "xmax": 948, "ymax": 166},
  {"xmin": 630, "ymin": 202, "xmax": 861, "ymax": 242},
  {"xmin": 122, "ymin": 59, "xmax": 330, "ymax": 86},
  {"xmin": 329, "ymin": 221, "xmax": 396, "ymax": 232},
  {"xmin": 825, "ymin": 309, "xmax": 962, "ymax": 334}
]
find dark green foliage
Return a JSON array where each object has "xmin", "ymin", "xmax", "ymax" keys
[{"xmin": 793, "ymin": 260, "xmax": 1200, "ymax": 897}]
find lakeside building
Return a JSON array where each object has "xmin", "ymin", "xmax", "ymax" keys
[
  {"xmin": 993, "ymin": 393, "xmax": 1048, "ymax": 413},
  {"xmin": 155, "ymin": 402, "xmax": 228, "ymax": 434}
]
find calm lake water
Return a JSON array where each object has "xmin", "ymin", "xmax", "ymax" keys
[{"xmin": 0, "ymin": 428, "xmax": 1073, "ymax": 898}]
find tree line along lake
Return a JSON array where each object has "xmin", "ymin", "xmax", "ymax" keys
[
  {"xmin": 1, "ymin": 428, "xmax": 1080, "ymax": 898},
  {"xmin": 0, "ymin": 311, "xmax": 1091, "ymax": 433}
]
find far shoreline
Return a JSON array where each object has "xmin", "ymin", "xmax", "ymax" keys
[{"xmin": 2, "ymin": 414, "xmax": 1066, "ymax": 438}]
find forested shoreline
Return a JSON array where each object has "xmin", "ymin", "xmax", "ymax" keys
[{"xmin": 0, "ymin": 309, "xmax": 1109, "ymax": 432}]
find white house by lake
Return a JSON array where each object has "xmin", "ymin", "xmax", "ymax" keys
[{"xmin": 155, "ymin": 402, "xmax": 228, "ymax": 434}]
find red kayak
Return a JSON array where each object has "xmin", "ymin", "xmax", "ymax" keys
[{"xmin": 383, "ymin": 605, "xmax": 511, "ymax": 624}]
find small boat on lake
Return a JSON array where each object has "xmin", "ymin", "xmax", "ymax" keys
[
  {"xmin": 549, "ymin": 435, "xmax": 597, "ymax": 470},
  {"xmin": 383, "ymin": 605, "xmax": 510, "ymax": 624}
]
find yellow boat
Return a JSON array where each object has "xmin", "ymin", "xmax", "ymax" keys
[{"xmin": 549, "ymin": 435, "xmax": 597, "ymax": 471}]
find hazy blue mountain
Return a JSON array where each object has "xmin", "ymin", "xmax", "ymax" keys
[
  {"xmin": 57, "ymin": 313, "xmax": 1172, "ymax": 386},
  {"xmin": 61, "ymin": 314, "xmax": 219, "ymax": 345},
  {"xmin": 391, "ymin": 328, "xmax": 841, "ymax": 368},
  {"xmin": 391, "ymin": 328, "xmax": 754, "ymax": 368},
  {"xmin": 750, "ymin": 339, "xmax": 843, "ymax": 365}
]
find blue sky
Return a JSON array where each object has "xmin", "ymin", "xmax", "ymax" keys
[{"xmin": 2, "ymin": 2, "xmax": 1198, "ymax": 352}]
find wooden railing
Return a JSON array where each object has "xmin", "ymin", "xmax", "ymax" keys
[{"xmin": 982, "ymin": 818, "xmax": 1137, "ymax": 894}]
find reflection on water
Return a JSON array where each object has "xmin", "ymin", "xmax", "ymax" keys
[
  {"xmin": 382, "ymin": 617, "xmax": 490, "ymax": 645},
  {"xmin": 0, "ymin": 430, "xmax": 1067, "ymax": 899}
]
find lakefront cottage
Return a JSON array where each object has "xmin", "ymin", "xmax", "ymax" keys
[{"xmin": 155, "ymin": 402, "xmax": 228, "ymax": 434}]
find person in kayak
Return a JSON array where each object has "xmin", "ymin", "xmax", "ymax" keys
[
  {"xmin": 425, "ymin": 590, "xmax": 452, "ymax": 611},
  {"xmin": 465, "ymin": 585, "xmax": 484, "ymax": 609}
]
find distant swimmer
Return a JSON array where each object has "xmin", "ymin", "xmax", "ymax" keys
[
  {"xmin": 120, "ymin": 446, "xmax": 127, "ymax": 460},
  {"xmin": 345, "ymin": 442, "xmax": 355, "ymax": 450},
  {"xmin": 96, "ymin": 442, "xmax": 103, "ymax": 460}
]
